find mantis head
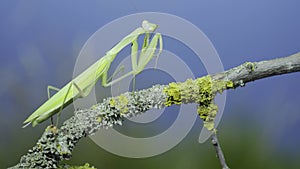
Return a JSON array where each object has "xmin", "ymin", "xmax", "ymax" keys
[{"xmin": 142, "ymin": 20, "xmax": 158, "ymax": 32}]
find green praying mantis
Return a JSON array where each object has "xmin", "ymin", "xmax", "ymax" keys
[{"xmin": 23, "ymin": 20, "xmax": 163, "ymax": 127}]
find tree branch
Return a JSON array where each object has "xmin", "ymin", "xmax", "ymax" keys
[
  {"xmin": 212, "ymin": 51, "xmax": 300, "ymax": 84},
  {"xmin": 9, "ymin": 52, "xmax": 300, "ymax": 169}
]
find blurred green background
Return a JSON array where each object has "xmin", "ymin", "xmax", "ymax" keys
[{"xmin": 1, "ymin": 0, "xmax": 300, "ymax": 168}]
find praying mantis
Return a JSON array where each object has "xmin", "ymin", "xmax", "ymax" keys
[{"xmin": 23, "ymin": 20, "xmax": 163, "ymax": 127}]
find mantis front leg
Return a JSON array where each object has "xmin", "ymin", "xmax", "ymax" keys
[{"xmin": 101, "ymin": 32, "xmax": 163, "ymax": 90}]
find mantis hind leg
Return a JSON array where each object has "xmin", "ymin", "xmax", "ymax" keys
[
  {"xmin": 47, "ymin": 85, "xmax": 61, "ymax": 125},
  {"xmin": 47, "ymin": 85, "xmax": 60, "ymax": 99},
  {"xmin": 55, "ymin": 81, "xmax": 89, "ymax": 126},
  {"xmin": 55, "ymin": 83, "xmax": 73, "ymax": 126}
]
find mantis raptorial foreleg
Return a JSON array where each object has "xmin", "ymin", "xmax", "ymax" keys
[
  {"xmin": 154, "ymin": 34, "xmax": 163, "ymax": 69},
  {"xmin": 136, "ymin": 33, "xmax": 162, "ymax": 73},
  {"xmin": 102, "ymin": 32, "xmax": 162, "ymax": 89}
]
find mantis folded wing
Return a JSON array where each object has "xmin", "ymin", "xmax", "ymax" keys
[{"xmin": 23, "ymin": 20, "xmax": 163, "ymax": 127}]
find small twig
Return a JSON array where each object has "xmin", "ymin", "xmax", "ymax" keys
[{"xmin": 211, "ymin": 133, "xmax": 230, "ymax": 169}]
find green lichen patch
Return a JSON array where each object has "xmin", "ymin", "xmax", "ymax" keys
[
  {"xmin": 163, "ymin": 79, "xmax": 201, "ymax": 106},
  {"xmin": 226, "ymin": 81, "xmax": 234, "ymax": 88},
  {"xmin": 195, "ymin": 76, "xmax": 213, "ymax": 105},
  {"xmin": 244, "ymin": 61, "xmax": 256, "ymax": 72},
  {"xmin": 45, "ymin": 125, "xmax": 58, "ymax": 134},
  {"xmin": 96, "ymin": 116, "xmax": 102, "ymax": 123},
  {"xmin": 109, "ymin": 94, "xmax": 129, "ymax": 115},
  {"xmin": 197, "ymin": 103, "xmax": 218, "ymax": 130},
  {"xmin": 164, "ymin": 75, "xmax": 234, "ymax": 131},
  {"xmin": 196, "ymin": 76, "xmax": 234, "ymax": 130},
  {"xmin": 163, "ymin": 82, "xmax": 181, "ymax": 106}
]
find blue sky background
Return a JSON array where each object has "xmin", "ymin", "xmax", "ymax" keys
[{"xmin": 0, "ymin": 0, "xmax": 300, "ymax": 168}]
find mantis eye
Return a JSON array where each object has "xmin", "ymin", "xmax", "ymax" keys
[
  {"xmin": 142, "ymin": 20, "xmax": 157, "ymax": 32},
  {"xmin": 148, "ymin": 27, "xmax": 154, "ymax": 31},
  {"xmin": 142, "ymin": 20, "xmax": 149, "ymax": 26}
]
